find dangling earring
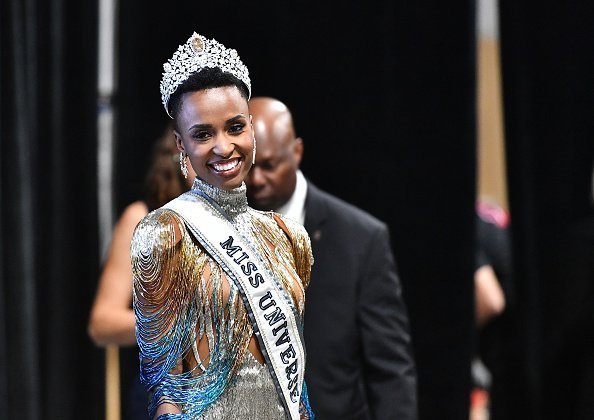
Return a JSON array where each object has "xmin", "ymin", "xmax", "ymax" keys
[
  {"xmin": 252, "ymin": 136, "xmax": 257, "ymax": 162},
  {"xmin": 180, "ymin": 151, "xmax": 188, "ymax": 178}
]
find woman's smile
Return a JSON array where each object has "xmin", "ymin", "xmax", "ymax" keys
[{"xmin": 209, "ymin": 157, "xmax": 243, "ymax": 175}]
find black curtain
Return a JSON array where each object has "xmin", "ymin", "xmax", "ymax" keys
[
  {"xmin": 117, "ymin": 2, "xmax": 476, "ymax": 419},
  {"xmin": 2, "ymin": 1, "xmax": 477, "ymax": 419},
  {"xmin": 389, "ymin": 4, "xmax": 477, "ymax": 419},
  {"xmin": 1, "ymin": 0, "xmax": 103, "ymax": 419},
  {"xmin": 5, "ymin": 1, "xmax": 594, "ymax": 419},
  {"xmin": 499, "ymin": 2, "xmax": 594, "ymax": 420}
]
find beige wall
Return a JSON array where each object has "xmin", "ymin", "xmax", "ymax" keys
[{"xmin": 477, "ymin": 36, "xmax": 508, "ymax": 212}]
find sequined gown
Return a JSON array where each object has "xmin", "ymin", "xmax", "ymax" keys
[{"xmin": 131, "ymin": 178, "xmax": 314, "ymax": 419}]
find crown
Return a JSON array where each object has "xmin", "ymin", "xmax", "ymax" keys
[{"xmin": 160, "ymin": 32, "xmax": 251, "ymax": 118}]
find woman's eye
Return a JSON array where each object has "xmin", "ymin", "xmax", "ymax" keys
[{"xmin": 229, "ymin": 123, "xmax": 245, "ymax": 134}]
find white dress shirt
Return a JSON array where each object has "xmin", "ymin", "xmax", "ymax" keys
[{"xmin": 276, "ymin": 170, "xmax": 307, "ymax": 225}]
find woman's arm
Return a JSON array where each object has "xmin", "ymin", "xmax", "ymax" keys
[
  {"xmin": 474, "ymin": 264, "xmax": 506, "ymax": 327},
  {"xmin": 88, "ymin": 201, "xmax": 149, "ymax": 346},
  {"xmin": 132, "ymin": 209, "xmax": 198, "ymax": 417}
]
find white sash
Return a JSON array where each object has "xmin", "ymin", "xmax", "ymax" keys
[{"xmin": 164, "ymin": 191, "xmax": 304, "ymax": 420}]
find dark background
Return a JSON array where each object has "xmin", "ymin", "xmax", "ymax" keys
[{"xmin": 2, "ymin": 0, "xmax": 594, "ymax": 419}]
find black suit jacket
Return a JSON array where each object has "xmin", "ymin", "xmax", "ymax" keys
[{"xmin": 303, "ymin": 182, "xmax": 418, "ymax": 420}]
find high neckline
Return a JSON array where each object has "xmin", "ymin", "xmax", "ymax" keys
[{"xmin": 191, "ymin": 177, "xmax": 248, "ymax": 219}]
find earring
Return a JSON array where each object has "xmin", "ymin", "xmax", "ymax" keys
[
  {"xmin": 252, "ymin": 136, "xmax": 257, "ymax": 162},
  {"xmin": 180, "ymin": 151, "xmax": 188, "ymax": 178}
]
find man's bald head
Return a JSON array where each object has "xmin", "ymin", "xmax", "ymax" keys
[
  {"xmin": 246, "ymin": 97, "xmax": 303, "ymax": 211},
  {"xmin": 249, "ymin": 97, "xmax": 297, "ymax": 145}
]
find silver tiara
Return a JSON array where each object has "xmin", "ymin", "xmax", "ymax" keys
[{"xmin": 160, "ymin": 32, "xmax": 251, "ymax": 118}]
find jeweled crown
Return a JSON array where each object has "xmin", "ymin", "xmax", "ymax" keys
[{"xmin": 160, "ymin": 32, "xmax": 251, "ymax": 118}]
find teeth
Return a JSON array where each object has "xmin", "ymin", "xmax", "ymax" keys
[{"xmin": 212, "ymin": 159, "xmax": 239, "ymax": 172}]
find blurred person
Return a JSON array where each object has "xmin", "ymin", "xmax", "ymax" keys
[
  {"xmin": 129, "ymin": 32, "xmax": 315, "ymax": 419},
  {"xmin": 88, "ymin": 124, "xmax": 195, "ymax": 346},
  {"xmin": 246, "ymin": 96, "xmax": 418, "ymax": 420},
  {"xmin": 474, "ymin": 198, "xmax": 510, "ymax": 329},
  {"xmin": 87, "ymin": 122, "xmax": 196, "ymax": 418},
  {"xmin": 470, "ymin": 198, "xmax": 513, "ymax": 420}
]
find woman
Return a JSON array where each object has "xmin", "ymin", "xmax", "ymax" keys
[
  {"xmin": 88, "ymin": 124, "xmax": 194, "ymax": 347},
  {"xmin": 88, "ymin": 124, "xmax": 196, "ymax": 418},
  {"xmin": 131, "ymin": 32, "xmax": 314, "ymax": 419}
]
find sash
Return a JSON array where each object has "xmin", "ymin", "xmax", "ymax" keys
[{"xmin": 164, "ymin": 191, "xmax": 305, "ymax": 420}]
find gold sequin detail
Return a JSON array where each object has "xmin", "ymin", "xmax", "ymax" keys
[{"xmin": 131, "ymin": 205, "xmax": 313, "ymax": 415}]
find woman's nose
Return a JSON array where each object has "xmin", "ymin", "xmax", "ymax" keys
[{"xmin": 213, "ymin": 134, "xmax": 234, "ymax": 157}]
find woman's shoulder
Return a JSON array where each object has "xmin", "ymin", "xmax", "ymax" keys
[
  {"xmin": 136, "ymin": 206, "xmax": 183, "ymax": 229},
  {"xmin": 118, "ymin": 200, "xmax": 149, "ymax": 227},
  {"xmin": 131, "ymin": 207, "xmax": 185, "ymax": 257},
  {"xmin": 250, "ymin": 209, "xmax": 304, "ymax": 236},
  {"xmin": 251, "ymin": 210, "xmax": 309, "ymax": 244},
  {"xmin": 275, "ymin": 213, "xmax": 309, "ymax": 240},
  {"xmin": 270, "ymin": 212, "xmax": 313, "ymax": 288},
  {"xmin": 106, "ymin": 201, "xmax": 150, "ymax": 245},
  {"xmin": 254, "ymin": 210, "xmax": 313, "ymax": 267}
]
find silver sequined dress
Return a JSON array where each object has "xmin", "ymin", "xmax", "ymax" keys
[
  {"xmin": 198, "ymin": 351, "xmax": 285, "ymax": 419},
  {"xmin": 131, "ymin": 178, "xmax": 314, "ymax": 419}
]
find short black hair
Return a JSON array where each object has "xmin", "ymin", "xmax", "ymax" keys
[{"xmin": 168, "ymin": 67, "xmax": 249, "ymax": 119}]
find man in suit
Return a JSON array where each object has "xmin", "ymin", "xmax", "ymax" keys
[{"xmin": 246, "ymin": 97, "xmax": 418, "ymax": 420}]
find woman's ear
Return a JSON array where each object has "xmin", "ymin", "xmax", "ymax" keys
[
  {"xmin": 173, "ymin": 130, "xmax": 185, "ymax": 152},
  {"xmin": 249, "ymin": 115, "xmax": 256, "ymax": 138}
]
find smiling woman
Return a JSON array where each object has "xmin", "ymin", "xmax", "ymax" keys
[
  {"xmin": 172, "ymin": 83, "xmax": 254, "ymax": 191},
  {"xmin": 130, "ymin": 32, "xmax": 315, "ymax": 419}
]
